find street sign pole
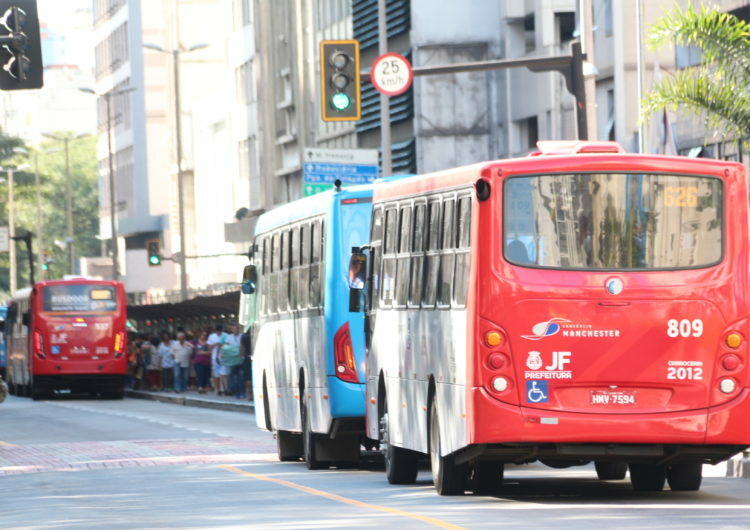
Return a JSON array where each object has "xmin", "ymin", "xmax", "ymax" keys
[{"xmin": 377, "ymin": 0, "xmax": 391, "ymax": 176}]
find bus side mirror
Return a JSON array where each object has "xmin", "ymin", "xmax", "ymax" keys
[
  {"xmin": 241, "ymin": 264, "xmax": 257, "ymax": 295},
  {"xmin": 348, "ymin": 248, "xmax": 367, "ymax": 312},
  {"xmin": 21, "ymin": 311, "xmax": 30, "ymax": 327}
]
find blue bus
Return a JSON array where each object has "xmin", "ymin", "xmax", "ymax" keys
[{"xmin": 240, "ymin": 183, "xmax": 377, "ymax": 468}]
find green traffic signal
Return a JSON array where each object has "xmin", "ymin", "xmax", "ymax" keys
[
  {"xmin": 146, "ymin": 239, "xmax": 162, "ymax": 266},
  {"xmin": 149, "ymin": 254, "xmax": 161, "ymax": 266},
  {"xmin": 331, "ymin": 92, "xmax": 351, "ymax": 110}
]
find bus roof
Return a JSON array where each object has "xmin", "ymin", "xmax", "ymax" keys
[{"xmin": 373, "ymin": 148, "xmax": 745, "ymax": 202}]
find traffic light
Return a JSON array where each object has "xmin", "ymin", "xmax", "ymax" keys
[
  {"xmin": 0, "ymin": 0, "xmax": 43, "ymax": 90},
  {"xmin": 145, "ymin": 239, "xmax": 161, "ymax": 266},
  {"xmin": 320, "ymin": 40, "xmax": 360, "ymax": 122}
]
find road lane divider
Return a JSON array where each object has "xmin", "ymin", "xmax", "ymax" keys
[{"xmin": 219, "ymin": 464, "xmax": 465, "ymax": 529}]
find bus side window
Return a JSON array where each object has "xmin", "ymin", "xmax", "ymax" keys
[
  {"xmin": 381, "ymin": 207, "xmax": 398, "ymax": 307},
  {"xmin": 369, "ymin": 207, "xmax": 384, "ymax": 311},
  {"xmin": 298, "ymin": 224, "xmax": 310, "ymax": 309},
  {"xmin": 422, "ymin": 199, "xmax": 441, "ymax": 307},
  {"xmin": 280, "ymin": 229, "xmax": 290, "ymax": 312},
  {"xmin": 291, "ymin": 226, "xmax": 300, "ymax": 311},
  {"xmin": 408, "ymin": 202, "xmax": 426, "ymax": 307},
  {"xmin": 259, "ymin": 237, "xmax": 267, "ymax": 316},
  {"xmin": 395, "ymin": 205, "xmax": 412, "ymax": 307},
  {"xmin": 271, "ymin": 232, "xmax": 280, "ymax": 314},
  {"xmin": 438, "ymin": 198, "xmax": 455, "ymax": 308},
  {"xmin": 319, "ymin": 220, "xmax": 325, "ymax": 307},
  {"xmin": 310, "ymin": 219, "xmax": 322, "ymax": 308},
  {"xmin": 453, "ymin": 196, "xmax": 472, "ymax": 306}
]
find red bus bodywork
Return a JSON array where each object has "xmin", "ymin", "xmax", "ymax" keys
[
  {"xmin": 364, "ymin": 143, "xmax": 750, "ymax": 493},
  {"xmin": 6, "ymin": 279, "xmax": 128, "ymax": 399}
]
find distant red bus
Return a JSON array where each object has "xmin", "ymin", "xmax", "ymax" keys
[
  {"xmin": 352, "ymin": 141, "xmax": 750, "ymax": 495},
  {"xmin": 6, "ymin": 279, "xmax": 128, "ymax": 399}
]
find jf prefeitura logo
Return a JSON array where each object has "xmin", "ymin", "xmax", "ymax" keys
[{"xmin": 522, "ymin": 318, "xmax": 621, "ymax": 340}]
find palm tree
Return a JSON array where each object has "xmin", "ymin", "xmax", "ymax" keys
[{"xmin": 643, "ymin": 3, "xmax": 750, "ymax": 140}]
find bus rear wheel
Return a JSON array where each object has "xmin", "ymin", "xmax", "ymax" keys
[
  {"xmin": 430, "ymin": 398, "xmax": 467, "ymax": 495},
  {"xmin": 629, "ymin": 463, "xmax": 666, "ymax": 491},
  {"xmin": 667, "ymin": 463, "xmax": 702, "ymax": 491},
  {"xmin": 380, "ymin": 406, "xmax": 418, "ymax": 484},
  {"xmin": 302, "ymin": 398, "xmax": 327, "ymax": 470},
  {"xmin": 595, "ymin": 461, "xmax": 628, "ymax": 480}
]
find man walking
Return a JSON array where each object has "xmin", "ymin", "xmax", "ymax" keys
[{"xmin": 222, "ymin": 323, "xmax": 243, "ymax": 398}]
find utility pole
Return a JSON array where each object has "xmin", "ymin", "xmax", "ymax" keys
[
  {"xmin": 143, "ymin": 42, "xmax": 208, "ymax": 302},
  {"xmin": 377, "ymin": 0, "xmax": 392, "ymax": 176},
  {"xmin": 580, "ymin": 0, "xmax": 597, "ymax": 140},
  {"xmin": 33, "ymin": 151, "xmax": 44, "ymax": 280},
  {"xmin": 7, "ymin": 166, "xmax": 15, "ymax": 294}
]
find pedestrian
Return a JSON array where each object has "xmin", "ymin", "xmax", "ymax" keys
[
  {"xmin": 140, "ymin": 334, "xmax": 155, "ymax": 390},
  {"xmin": 208, "ymin": 324, "xmax": 226, "ymax": 394},
  {"xmin": 172, "ymin": 332, "xmax": 194, "ymax": 393},
  {"xmin": 193, "ymin": 331, "xmax": 212, "ymax": 393},
  {"xmin": 159, "ymin": 332, "xmax": 175, "ymax": 391},
  {"xmin": 145, "ymin": 335, "xmax": 162, "ymax": 390},
  {"xmin": 222, "ymin": 323, "xmax": 243, "ymax": 398},
  {"xmin": 240, "ymin": 326, "xmax": 252, "ymax": 400},
  {"xmin": 127, "ymin": 332, "xmax": 141, "ymax": 389}
]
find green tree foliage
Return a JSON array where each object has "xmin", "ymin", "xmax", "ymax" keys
[
  {"xmin": 643, "ymin": 3, "xmax": 750, "ymax": 139},
  {"xmin": 0, "ymin": 130, "xmax": 100, "ymax": 297}
]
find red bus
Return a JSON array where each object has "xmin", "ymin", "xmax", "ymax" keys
[
  {"xmin": 349, "ymin": 141, "xmax": 750, "ymax": 495},
  {"xmin": 5, "ymin": 279, "xmax": 128, "ymax": 399}
]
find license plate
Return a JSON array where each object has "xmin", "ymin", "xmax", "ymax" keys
[{"xmin": 590, "ymin": 390, "xmax": 636, "ymax": 406}]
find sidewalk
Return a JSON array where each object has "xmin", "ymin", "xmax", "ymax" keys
[{"xmin": 126, "ymin": 387, "xmax": 254, "ymax": 414}]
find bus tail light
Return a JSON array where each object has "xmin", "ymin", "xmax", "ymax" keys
[
  {"xmin": 113, "ymin": 331, "xmax": 126, "ymax": 358},
  {"xmin": 487, "ymin": 352, "xmax": 509, "ymax": 370},
  {"xmin": 492, "ymin": 376, "xmax": 509, "ymax": 392},
  {"xmin": 726, "ymin": 332, "xmax": 743, "ymax": 349},
  {"xmin": 479, "ymin": 319, "xmax": 518, "ymax": 405},
  {"xmin": 33, "ymin": 330, "xmax": 46, "ymax": 359},
  {"xmin": 334, "ymin": 322, "xmax": 358, "ymax": 383},
  {"xmin": 721, "ymin": 354, "xmax": 741, "ymax": 372}
]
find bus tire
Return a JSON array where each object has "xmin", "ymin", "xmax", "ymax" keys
[
  {"xmin": 595, "ymin": 461, "xmax": 628, "ymax": 480},
  {"xmin": 380, "ymin": 405, "xmax": 418, "ymax": 484},
  {"xmin": 276, "ymin": 430, "xmax": 303, "ymax": 462},
  {"xmin": 470, "ymin": 462, "xmax": 504, "ymax": 495},
  {"xmin": 302, "ymin": 398, "xmax": 327, "ymax": 470},
  {"xmin": 629, "ymin": 463, "xmax": 666, "ymax": 492},
  {"xmin": 666, "ymin": 463, "xmax": 702, "ymax": 491},
  {"xmin": 430, "ymin": 398, "xmax": 467, "ymax": 495}
]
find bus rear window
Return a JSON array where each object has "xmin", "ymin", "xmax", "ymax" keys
[
  {"xmin": 503, "ymin": 173, "xmax": 722, "ymax": 270},
  {"xmin": 42, "ymin": 285, "xmax": 118, "ymax": 313}
]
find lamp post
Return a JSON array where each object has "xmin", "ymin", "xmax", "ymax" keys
[
  {"xmin": 143, "ymin": 42, "xmax": 207, "ymax": 303},
  {"xmin": 42, "ymin": 132, "xmax": 88, "ymax": 275},
  {"xmin": 79, "ymin": 86, "xmax": 136, "ymax": 282},
  {"xmin": 1, "ymin": 163, "xmax": 29, "ymax": 294}
]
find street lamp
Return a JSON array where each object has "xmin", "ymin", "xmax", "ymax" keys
[
  {"xmin": 79, "ymin": 85, "xmax": 137, "ymax": 282},
  {"xmin": 143, "ymin": 42, "xmax": 208, "ymax": 302},
  {"xmin": 0, "ymin": 162, "xmax": 29, "ymax": 294},
  {"xmin": 41, "ymin": 132, "xmax": 88, "ymax": 275}
]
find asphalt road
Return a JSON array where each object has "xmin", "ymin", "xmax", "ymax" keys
[{"xmin": 2, "ymin": 395, "xmax": 750, "ymax": 529}]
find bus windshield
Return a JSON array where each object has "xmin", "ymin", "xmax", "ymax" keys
[
  {"xmin": 42, "ymin": 284, "xmax": 118, "ymax": 313},
  {"xmin": 503, "ymin": 173, "xmax": 723, "ymax": 270}
]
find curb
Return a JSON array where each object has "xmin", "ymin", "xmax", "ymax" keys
[{"xmin": 126, "ymin": 389, "xmax": 255, "ymax": 414}]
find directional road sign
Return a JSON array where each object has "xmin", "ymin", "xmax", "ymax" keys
[{"xmin": 303, "ymin": 148, "xmax": 379, "ymax": 197}]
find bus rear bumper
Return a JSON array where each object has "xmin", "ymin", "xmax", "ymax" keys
[{"xmin": 470, "ymin": 387, "xmax": 750, "ymax": 446}]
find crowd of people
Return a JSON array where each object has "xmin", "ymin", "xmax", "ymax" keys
[{"xmin": 127, "ymin": 323, "xmax": 252, "ymax": 400}]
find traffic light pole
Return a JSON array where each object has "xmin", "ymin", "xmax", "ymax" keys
[
  {"xmin": 362, "ymin": 42, "xmax": 589, "ymax": 141},
  {"xmin": 377, "ymin": 0, "xmax": 392, "ymax": 176}
]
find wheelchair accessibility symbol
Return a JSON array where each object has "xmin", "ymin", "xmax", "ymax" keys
[{"xmin": 526, "ymin": 380, "xmax": 549, "ymax": 403}]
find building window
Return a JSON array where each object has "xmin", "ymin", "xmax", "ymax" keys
[
  {"xmin": 94, "ymin": 22, "xmax": 128, "ymax": 80},
  {"xmin": 676, "ymin": 44, "xmax": 701, "ymax": 69},
  {"xmin": 233, "ymin": 0, "xmax": 252, "ymax": 29},
  {"xmin": 556, "ymin": 12, "xmax": 575, "ymax": 44},
  {"xmin": 235, "ymin": 60, "xmax": 255, "ymax": 105},
  {"xmin": 524, "ymin": 14, "xmax": 535, "ymax": 53}
]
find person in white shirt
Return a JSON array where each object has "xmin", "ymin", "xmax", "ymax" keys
[
  {"xmin": 158, "ymin": 332, "xmax": 175, "ymax": 391},
  {"xmin": 207, "ymin": 324, "xmax": 226, "ymax": 394},
  {"xmin": 223, "ymin": 323, "xmax": 243, "ymax": 398},
  {"xmin": 172, "ymin": 332, "xmax": 194, "ymax": 393}
]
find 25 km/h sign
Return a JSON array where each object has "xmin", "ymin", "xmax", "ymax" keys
[{"xmin": 371, "ymin": 52, "xmax": 413, "ymax": 97}]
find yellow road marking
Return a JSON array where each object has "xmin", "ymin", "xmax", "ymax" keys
[
  {"xmin": 0, "ymin": 441, "xmax": 15, "ymax": 447},
  {"xmin": 220, "ymin": 464, "xmax": 465, "ymax": 529}
]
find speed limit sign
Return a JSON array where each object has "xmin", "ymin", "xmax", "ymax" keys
[{"xmin": 371, "ymin": 53, "xmax": 413, "ymax": 96}]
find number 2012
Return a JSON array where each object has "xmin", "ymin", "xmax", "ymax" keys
[{"xmin": 667, "ymin": 319, "xmax": 703, "ymax": 338}]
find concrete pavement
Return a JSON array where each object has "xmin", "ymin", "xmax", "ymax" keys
[{"xmin": 126, "ymin": 387, "xmax": 254, "ymax": 413}]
